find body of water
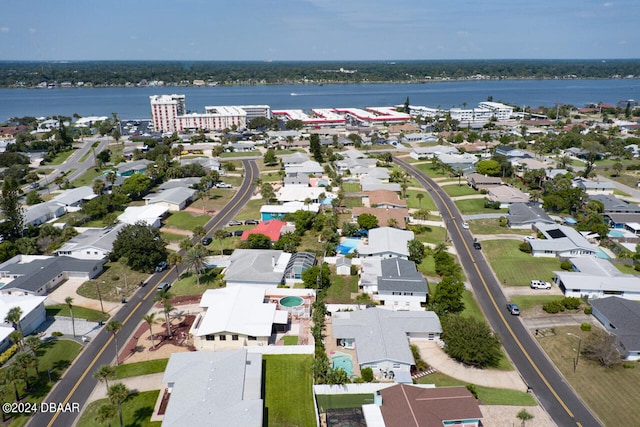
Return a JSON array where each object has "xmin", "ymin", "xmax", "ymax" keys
[{"xmin": 0, "ymin": 79, "xmax": 638, "ymax": 121}]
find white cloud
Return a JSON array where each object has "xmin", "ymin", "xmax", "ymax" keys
[
  {"xmin": 28, "ymin": 27, "xmax": 36, "ymax": 34},
  {"xmin": 0, "ymin": 27, "xmax": 9, "ymax": 33},
  {"xmin": 603, "ymin": 2, "xmax": 614, "ymax": 7}
]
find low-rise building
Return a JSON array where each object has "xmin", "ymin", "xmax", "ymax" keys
[
  {"xmin": 572, "ymin": 177, "xmax": 616, "ymax": 195},
  {"xmin": 55, "ymin": 223, "xmax": 127, "ymax": 260},
  {"xmin": 360, "ymin": 258, "xmax": 427, "ymax": 310},
  {"xmin": 528, "ymin": 222, "xmax": 597, "ymax": 258},
  {"xmin": 590, "ymin": 195, "xmax": 640, "ymax": 214},
  {"xmin": 590, "ymin": 297, "xmax": 640, "ymax": 360},
  {"xmin": 358, "ymin": 227, "xmax": 414, "ymax": 259},
  {"xmin": 485, "ymin": 185, "xmax": 530, "ymax": 208},
  {"xmin": 363, "ymin": 190, "xmax": 406, "ymax": 209},
  {"xmin": 465, "ymin": 173, "xmax": 503, "ymax": 190},
  {"xmin": 118, "ymin": 205, "xmax": 169, "ymax": 228},
  {"xmin": 0, "ymin": 295, "xmax": 47, "ymax": 351},
  {"xmin": 507, "ymin": 203, "xmax": 555, "ymax": 228},
  {"xmin": 143, "ymin": 187, "xmax": 197, "ymax": 211},
  {"xmin": 115, "ymin": 159, "xmax": 153, "ymax": 177}
]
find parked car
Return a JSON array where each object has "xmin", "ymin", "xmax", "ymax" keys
[
  {"xmin": 157, "ymin": 281, "xmax": 171, "ymax": 292},
  {"xmin": 29, "ymin": 182, "xmax": 40, "ymax": 189},
  {"xmin": 228, "ymin": 220, "xmax": 243, "ymax": 226},
  {"xmin": 244, "ymin": 219, "xmax": 259, "ymax": 225},
  {"xmin": 530, "ymin": 279, "xmax": 552, "ymax": 290},
  {"xmin": 462, "ymin": 222, "xmax": 469, "ymax": 229},
  {"xmin": 233, "ymin": 230, "xmax": 244, "ymax": 237},
  {"xmin": 506, "ymin": 303, "xmax": 520, "ymax": 315},
  {"xmin": 155, "ymin": 261, "xmax": 168, "ymax": 272},
  {"xmin": 201, "ymin": 237, "xmax": 213, "ymax": 246},
  {"xmin": 473, "ymin": 240, "xmax": 482, "ymax": 250},
  {"xmin": 216, "ymin": 182, "xmax": 232, "ymax": 188}
]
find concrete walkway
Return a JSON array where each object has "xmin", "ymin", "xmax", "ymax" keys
[
  {"xmin": 411, "ymin": 340, "xmax": 527, "ymax": 392},
  {"xmin": 87, "ymin": 373, "xmax": 164, "ymax": 403}
]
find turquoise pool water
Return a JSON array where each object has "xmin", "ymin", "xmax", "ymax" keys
[
  {"xmin": 595, "ymin": 248, "xmax": 611, "ymax": 259},
  {"xmin": 608, "ymin": 230, "xmax": 625, "ymax": 238},
  {"xmin": 279, "ymin": 296, "xmax": 303, "ymax": 307},
  {"xmin": 336, "ymin": 238, "xmax": 360, "ymax": 255},
  {"xmin": 331, "ymin": 352, "xmax": 353, "ymax": 376}
]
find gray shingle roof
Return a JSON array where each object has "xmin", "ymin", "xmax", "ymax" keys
[
  {"xmin": 377, "ymin": 258, "xmax": 427, "ymax": 293},
  {"xmin": 332, "ymin": 308, "xmax": 441, "ymax": 365},
  {"xmin": 507, "ymin": 203, "xmax": 554, "ymax": 226},
  {"xmin": 591, "ymin": 297, "xmax": 640, "ymax": 354},
  {"xmin": 224, "ymin": 249, "xmax": 287, "ymax": 285},
  {"xmin": 55, "ymin": 223, "xmax": 126, "ymax": 254}
]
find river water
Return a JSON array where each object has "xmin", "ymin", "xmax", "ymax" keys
[{"xmin": 1, "ymin": 79, "xmax": 638, "ymax": 121}]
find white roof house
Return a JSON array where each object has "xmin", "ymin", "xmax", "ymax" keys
[
  {"xmin": 117, "ymin": 204, "xmax": 168, "ymax": 228},
  {"xmin": 360, "ymin": 176, "xmax": 401, "ymax": 192},
  {"xmin": 50, "ymin": 186, "xmax": 96, "ymax": 209},
  {"xmin": 24, "ymin": 203, "xmax": 66, "ymax": 227},
  {"xmin": 276, "ymin": 186, "xmax": 327, "ymax": 203},
  {"xmin": 191, "ymin": 287, "xmax": 288, "ymax": 350},
  {"xmin": 358, "ymin": 227, "xmax": 414, "ymax": 259},
  {"xmin": 554, "ymin": 257, "xmax": 640, "ymax": 301},
  {"xmin": 158, "ymin": 177, "xmax": 201, "ymax": 191},
  {"xmin": 161, "ymin": 349, "xmax": 263, "ymax": 427},
  {"xmin": 224, "ymin": 249, "xmax": 291, "ymax": 287},
  {"xmin": 260, "ymin": 201, "xmax": 320, "ymax": 221},
  {"xmin": 284, "ymin": 160, "xmax": 324, "ymax": 177},
  {"xmin": 528, "ymin": 222, "xmax": 597, "ymax": 258},
  {"xmin": 281, "ymin": 152, "xmax": 310, "ymax": 166},
  {"xmin": 0, "ymin": 295, "xmax": 47, "ymax": 351},
  {"xmin": 572, "ymin": 177, "xmax": 616, "ymax": 195},
  {"xmin": 143, "ymin": 187, "xmax": 197, "ymax": 211},
  {"xmin": 55, "ymin": 223, "xmax": 127, "ymax": 260}
]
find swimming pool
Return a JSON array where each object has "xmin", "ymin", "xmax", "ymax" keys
[
  {"xmin": 331, "ymin": 351, "xmax": 353, "ymax": 376},
  {"xmin": 608, "ymin": 230, "xmax": 625, "ymax": 238},
  {"xmin": 336, "ymin": 238, "xmax": 360, "ymax": 255},
  {"xmin": 595, "ymin": 248, "xmax": 611, "ymax": 259}
]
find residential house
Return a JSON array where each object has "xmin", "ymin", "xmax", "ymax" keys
[
  {"xmin": 260, "ymin": 201, "xmax": 320, "ymax": 221},
  {"xmin": 281, "ymin": 152, "xmax": 310, "ymax": 166},
  {"xmin": 223, "ymin": 249, "xmax": 288, "ymax": 287},
  {"xmin": 589, "ymin": 195, "xmax": 640, "ymax": 214},
  {"xmin": 179, "ymin": 157, "xmax": 220, "ymax": 172},
  {"xmin": 284, "ymin": 160, "xmax": 324, "ymax": 177},
  {"xmin": 360, "ymin": 176, "xmax": 401, "ymax": 192},
  {"xmin": 528, "ymin": 222, "xmax": 597, "ymax": 258},
  {"xmin": 0, "ymin": 255, "xmax": 104, "ymax": 296},
  {"xmin": 158, "ymin": 177, "xmax": 201, "ymax": 191},
  {"xmin": 554, "ymin": 256, "xmax": 640, "ymax": 301},
  {"xmin": 590, "ymin": 297, "xmax": 640, "ymax": 360},
  {"xmin": 485, "ymin": 185, "xmax": 530, "ymax": 208},
  {"xmin": 190, "ymin": 287, "xmax": 288, "ymax": 350},
  {"xmin": 465, "ymin": 173, "xmax": 503, "ymax": 190},
  {"xmin": 55, "ymin": 223, "xmax": 127, "ymax": 260},
  {"xmin": 227, "ymin": 142, "xmax": 255, "ymax": 152},
  {"xmin": 332, "ymin": 308, "xmax": 442, "ymax": 383},
  {"xmin": 0, "ymin": 295, "xmax": 47, "ymax": 351},
  {"xmin": 352, "ymin": 207, "xmax": 410, "ymax": 229},
  {"xmin": 494, "ymin": 145, "xmax": 529, "ymax": 158},
  {"xmin": 283, "ymin": 175, "xmax": 310, "ymax": 187},
  {"xmin": 362, "ymin": 384, "xmax": 483, "ymax": 427},
  {"xmin": 161, "ymin": 349, "xmax": 263, "ymax": 427},
  {"xmin": 143, "ymin": 187, "xmax": 197, "ymax": 211},
  {"xmin": 436, "ymin": 153, "xmax": 478, "ymax": 175},
  {"xmin": 402, "ymin": 133, "xmax": 437, "ymax": 144},
  {"xmin": 276, "ymin": 186, "xmax": 327, "ymax": 203},
  {"xmin": 546, "ymin": 169, "xmax": 570, "ymax": 180},
  {"xmin": 507, "ymin": 203, "xmax": 555, "ymax": 228},
  {"xmin": 50, "ymin": 186, "xmax": 96, "ymax": 210},
  {"xmin": 115, "ymin": 159, "xmax": 153, "ymax": 177},
  {"xmin": 118, "ymin": 204, "xmax": 169, "ymax": 228},
  {"xmin": 363, "ymin": 190, "xmax": 406, "ymax": 209},
  {"xmin": 347, "ymin": 166, "xmax": 390, "ymax": 181},
  {"xmin": 604, "ymin": 213, "xmax": 640, "ymax": 229},
  {"xmin": 240, "ymin": 220, "xmax": 286, "ymax": 242},
  {"xmin": 334, "ymin": 157, "xmax": 377, "ymax": 174},
  {"xmin": 24, "ymin": 203, "xmax": 66, "ymax": 227},
  {"xmin": 358, "ymin": 227, "xmax": 414, "ymax": 259},
  {"xmin": 360, "ymin": 258, "xmax": 427, "ymax": 310},
  {"xmin": 572, "ymin": 177, "xmax": 615, "ymax": 195}
]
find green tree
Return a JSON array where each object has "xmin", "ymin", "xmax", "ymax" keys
[
  {"xmin": 192, "ymin": 225, "xmax": 206, "ymax": 240},
  {"xmin": 302, "ymin": 263, "xmax": 331, "ymax": 289},
  {"xmin": 154, "ymin": 290, "xmax": 175, "ymax": 338},
  {"xmin": 93, "ymin": 179, "xmax": 106, "ymax": 195},
  {"xmin": 167, "ymin": 252, "xmax": 182, "ymax": 275},
  {"xmin": 111, "ymin": 223, "xmax": 168, "ymax": 272},
  {"xmin": 5, "ymin": 363, "xmax": 22, "ymax": 401},
  {"xmin": 142, "ymin": 312, "xmax": 159, "ymax": 349},
  {"xmin": 0, "ymin": 177, "xmax": 24, "ymax": 241},
  {"xmin": 431, "ymin": 276, "xmax": 465, "ymax": 315},
  {"xmin": 475, "ymin": 159, "xmax": 501, "ymax": 176},
  {"xmin": 357, "ymin": 213, "xmax": 378, "ymax": 230},
  {"xmin": 310, "ymin": 134, "xmax": 323, "ymax": 162},
  {"xmin": 214, "ymin": 228, "xmax": 228, "ymax": 255},
  {"xmin": 407, "ymin": 239, "xmax": 426, "ymax": 264},
  {"xmin": 5, "ymin": 306, "xmax": 23, "ymax": 334},
  {"xmin": 107, "ymin": 382, "xmax": 130, "ymax": 427},
  {"xmin": 260, "ymin": 182, "xmax": 275, "ymax": 204},
  {"xmin": 516, "ymin": 409, "xmax": 534, "ymax": 427},
  {"xmin": 95, "ymin": 403, "xmax": 118, "ymax": 427},
  {"xmin": 341, "ymin": 221, "xmax": 358, "ymax": 237},
  {"xmin": 263, "ymin": 148, "xmax": 278, "ymax": 165},
  {"xmin": 415, "ymin": 193, "xmax": 424, "ymax": 209},
  {"xmin": 120, "ymin": 174, "xmax": 151, "ymax": 199},
  {"xmin": 242, "ymin": 233, "xmax": 271, "ymax": 249},
  {"xmin": 25, "ymin": 190, "xmax": 43, "ymax": 206},
  {"xmin": 66, "ymin": 296, "xmax": 76, "ymax": 337},
  {"xmin": 93, "ymin": 365, "xmax": 116, "ymax": 393},
  {"xmin": 106, "ymin": 320, "xmax": 123, "ymax": 365},
  {"xmin": 14, "ymin": 351, "xmax": 36, "ymax": 389},
  {"xmin": 441, "ymin": 315, "xmax": 501, "ymax": 368},
  {"xmin": 24, "ymin": 335, "xmax": 41, "ymax": 371},
  {"xmin": 184, "ymin": 244, "xmax": 208, "ymax": 286}
]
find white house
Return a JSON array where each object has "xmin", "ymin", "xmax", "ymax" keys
[
  {"xmin": 590, "ymin": 297, "xmax": 640, "ymax": 360},
  {"xmin": 572, "ymin": 177, "xmax": 616, "ymax": 195},
  {"xmin": 55, "ymin": 223, "xmax": 126, "ymax": 260},
  {"xmin": 143, "ymin": 187, "xmax": 197, "ymax": 211},
  {"xmin": 118, "ymin": 205, "xmax": 169, "ymax": 228},
  {"xmin": 332, "ymin": 308, "xmax": 442, "ymax": 383},
  {"xmin": 0, "ymin": 295, "xmax": 47, "ymax": 351},
  {"xmin": 358, "ymin": 227, "xmax": 414, "ymax": 259},
  {"xmin": 24, "ymin": 203, "xmax": 66, "ymax": 227},
  {"xmin": 528, "ymin": 222, "xmax": 597, "ymax": 258}
]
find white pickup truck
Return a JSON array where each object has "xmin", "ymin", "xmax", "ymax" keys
[{"xmin": 530, "ymin": 279, "xmax": 552, "ymax": 289}]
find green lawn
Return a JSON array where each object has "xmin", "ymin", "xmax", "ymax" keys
[
  {"xmin": 481, "ymin": 240, "xmax": 562, "ymax": 286},
  {"xmin": 46, "ymin": 149, "xmax": 75, "ymax": 165},
  {"xmin": 263, "ymin": 354, "xmax": 315, "ymax": 427},
  {"xmin": 417, "ymin": 255, "xmax": 437, "ymax": 277},
  {"xmin": 164, "ymin": 211, "xmax": 210, "ymax": 230},
  {"xmin": 415, "ymin": 163, "xmax": 453, "ymax": 179},
  {"xmin": 325, "ymin": 270, "xmax": 358, "ymax": 304},
  {"xmin": 316, "ymin": 394, "xmax": 374, "ymax": 412},
  {"xmin": 511, "ymin": 295, "xmax": 563, "ymax": 311},
  {"xmin": 77, "ymin": 390, "xmax": 161, "ymax": 427},
  {"xmin": 405, "ymin": 189, "xmax": 436, "ymax": 211},
  {"xmin": 113, "ymin": 359, "xmax": 169, "ymax": 379},
  {"xmin": 342, "ymin": 182, "xmax": 361, "ymax": 192},
  {"xmin": 71, "ymin": 167, "xmax": 104, "ymax": 187},
  {"xmin": 455, "ymin": 198, "xmax": 508, "ymax": 215},
  {"xmin": 234, "ymin": 198, "xmax": 263, "ymax": 221},
  {"xmin": 261, "ymin": 171, "xmax": 284, "ymax": 182},
  {"xmin": 468, "ymin": 218, "xmax": 530, "ymax": 236},
  {"xmin": 442, "ymin": 183, "xmax": 479, "ymax": 198},
  {"xmin": 45, "ymin": 304, "xmax": 110, "ymax": 322},
  {"xmin": 412, "ymin": 225, "xmax": 447, "ymax": 245},
  {"xmin": 170, "ymin": 268, "xmax": 225, "ymax": 296},
  {"xmin": 538, "ymin": 325, "xmax": 640, "ymax": 426},
  {"xmin": 0, "ymin": 339, "xmax": 82, "ymax": 427},
  {"xmin": 343, "ymin": 197, "xmax": 363, "ymax": 208},
  {"xmin": 415, "ymin": 372, "xmax": 536, "ymax": 406},
  {"xmin": 282, "ymin": 336, "xmax": 299, "ymax": 345}
]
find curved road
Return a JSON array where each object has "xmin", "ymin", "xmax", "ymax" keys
[
  {"xmin": 28, "ymin": 159, "xmax": 259, "ymax": 427},
  {"xmin": 394, "ymin": 157, "xmax": 602, "ymax": 427}
]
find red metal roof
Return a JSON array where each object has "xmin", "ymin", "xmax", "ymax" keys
[{"xmin": 240, "ymin": 220, "xmax": 286, "ymax": 241}]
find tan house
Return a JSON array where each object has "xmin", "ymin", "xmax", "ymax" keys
[
  {"xmin": 485, "ymin": 186, "xmax": 530, "ymax": 208},
  {"xmin": 465, "ymin": 173, "xmax": 503, "ymax": 190},
  {"xmin": 363, "ymin": 189, "xmax": 407, "ymax": 209}
]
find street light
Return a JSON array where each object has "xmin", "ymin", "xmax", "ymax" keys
[
  {"xmin": 567, "ymin": 332, "xmax": 582, "ymax": 373},
  {"xmin": 96, "ymin": 281, "xmax": 105, "ymax": 314}
]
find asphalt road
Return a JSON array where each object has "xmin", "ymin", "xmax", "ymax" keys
[
  {"xmin": 28, "ymin": 159, "xmax": 258, "ymax": 427},
  {"xmin": 394, "ymin": 157, "xmax": 603, "ymax": 427}
]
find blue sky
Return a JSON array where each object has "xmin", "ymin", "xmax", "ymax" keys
[{"xmin": 1, "ymin": 0, "xmax": 638, "ymax": 61}]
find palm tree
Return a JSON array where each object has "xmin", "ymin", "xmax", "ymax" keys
[
  {"xmin": 9, "ymin": 330, "xmax": 23, "ymax": 350},
  {"xmin": 5, "ymin": 306, "xmax": 23, "ymax": 334},
  {"xmin": 184, "ymin": 244, "xmax": 208, "ymax": 286},
  {"xmin": 167, "ymin": 252, "xmax": 182, "ymax": 275},
  {"xmin": 214, "ymin": 228, "xmax": 228, "ymax": 256},
  {"xmin": 192, "ymin": 225, "xmax": 206, "ymax": 240},
  {"xmin": 24, "ymin": 335, "xmax": 41, "ymax": 375},
  {"xmin": 179, "ymin": 238, "xmax": 194, "ymax": 252},
  {"xmin": 106, "ymin": 320, "xmax": 123, "ymax": 365},
  {"xmin": 95, "ymin": 403, "xmax": 118, "ymax": 427},
  {"xmin": 107, "ymin": 382, "xmax": 130, "ymax": 427},
  {"xmin": 93, "ymin": 365, "xmax": 116, "ymax": 393},
  {"xmin": 154, "ymin": 290, "xmax": 175, "ymax": 338},
  {"xmin": 93, "ymin": 179, "xmax": 106, "ymax": 195},
  {"xmin": 516, "ymin": 409, "xmax": 534, "ymax": 427},
  {"xmin": 142, "ymin": 313, "xmax": 159, "ymax": 349},
  {"xmin": 5, "ymin": 363, "xmax": 22, "ymax": 401},
  {"xmin": 387, "ymin": 218, "xmax": 399, "ymax": 228},
  {"xmin": 416, "ymin": 193, "xmax": 424, "ymax": 209},
  {"xmin": 105, "ymin": 171, "xmax": 117, "ymax": 186},
  {"xmin": 65, "ymin": 296, "xmax": 76, "ymax": 337},
  {"xmin": 14, "ymin": 351, "xmax": 35, "ymax": 389}
]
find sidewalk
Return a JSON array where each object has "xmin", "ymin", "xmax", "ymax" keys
[{"xmin": 410, "ymin": 340, "xmax": 527, "ymax": 391}]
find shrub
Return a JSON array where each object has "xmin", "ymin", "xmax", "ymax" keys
[
  {"xmin": 562, "ymin": 297, "xmax": 582, "ymax": 310},
  {"xmin": 518, "ymin": 241, "xmax": 532, "ymax": 253},
  {"xmin": 350, "ymin": 265, "xmax": 358, "ymax": 276},
  {"xmin": 51, "ymin": 331, "xmax": 63, "ymax": 337},
  {"xmin": 361, "ymin": 367, "xmax": 374, "ymax": 382},
  {"xmin": 560, "ymin": 261, "xmax": 573, "ymax": 271},
  {"xmin": 623, "ymin": 363, "xmax": 635, "ymax": 369},
  {"xmin": 584, "ymin": 306, "xmax": 592, "ymax": 315},
  {"xmin": 465, "ymin": 384, "xmax": 478, "ymax": 399},
  {"xmin": 635, "ymin": 264, "xmax": 640, "ymax": 272},
  {"xmin": 580, "ymin": 323, "xmax": 592, "ymax": 331},
  {"xmin": 0, "ymin": 344, "xmax": 18, "ymax": 366},
  {"xmin": 542, "ymin": 300, "xmax": 565, "ymax": 314}
]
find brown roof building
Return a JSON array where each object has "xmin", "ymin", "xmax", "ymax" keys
[
  {"xmin": 365, "ymin": 189, "xmax": 407, "ymax": 208},
  {"xmin": 376, "ymin": 384, "xmax": 482, "ymax": 427},
  {"xmin": 352, "ymin": 207, "xmax": 410, "ymax": 229}
]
